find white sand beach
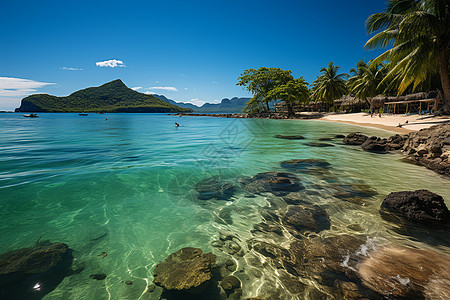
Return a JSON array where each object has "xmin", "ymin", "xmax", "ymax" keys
[{"xmin": 320, "ymin": 112, "xmax": 450, "ymax": 133}]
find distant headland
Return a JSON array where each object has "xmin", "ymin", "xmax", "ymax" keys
[{"xmin": 14, "ymin": 79, "xmax": 193, "ymax": 113}]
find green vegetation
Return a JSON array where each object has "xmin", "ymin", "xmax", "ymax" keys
[
  {"xmin": 365, "ymin": 0, "xmax": 450, "ymax": 112},
  {"xmin": 16, "ymin": 79, "xmax": 192, "ymax": 113},
  {"xmin": 347, "ymin": 59, "xmax": 387, "ymax": 107},
  {"xmin": 266, "ymin": 78, "xmax": 309, "ymax": 117},
  {"xmin": 237, "ymin": 1, "xmax": 449, "ymax": 115},
  {"xmin": 311, "ymin": 62, "xmax": 348, "ymax": 111},
  {"xmin": 237, "ymin": 67, "xmax": 308, "ymax": 113}
]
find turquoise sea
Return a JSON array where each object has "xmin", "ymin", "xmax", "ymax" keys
[{"xmin": 0, "ymin": 113, "xmax": 449, "ymax": 299}]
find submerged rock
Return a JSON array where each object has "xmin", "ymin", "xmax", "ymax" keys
[
  {"xmin": 239, "ymin": 172, "xmax": 304, "ymax": 196},
  {"xmin": 332, "ymin": 183, "xmax": 378, "ymax": 204},
  {"xmin": 153, "ymin": 247, "xmax": 216, "ymax": 291},
  {"xmin": 358, "ymin": 245, "xmax": 450, "ymax": 299},
  {"xmin": 283, "ymin": 205, "xmax": 331, "ymax": 234},
  {"xmin": 381, "ymin": 189, "xmax": 450, "ymax": 225},
  {"xmin": 220, "ymin": 275, "xmax": 241, "ymax": 293},
  {"xmin": 0, "ymin": 242, "xmax": 73, "ymax": 299},
  {"xmin": 274, "ymin": 135, "xmax": 305, "ymax": 140},
  {"xmin": 343, "ymin": 133, "xmax": 368, "ymax": 145},
  {"xmin": 90, "ymin": 273, "xmax": 107, "ymax": 280},
  {"xmin": 288, "ymin": 234, "xmax": 366, "ymax": 279},
  {"xmin": 194, "ymin": 177, "xmax": 235, "ymax": 200},
  {"xmin": 280, "ymin": 159, "xmax": 331, "ymax": 171},
  {"xmin": 304, "ymin": 142, "xmax": 335, "ymax": 147}
]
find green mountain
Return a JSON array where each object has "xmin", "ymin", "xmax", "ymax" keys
[{"xmin": 15, "ymin": 79, "xmax": 193, "ymax": 113}]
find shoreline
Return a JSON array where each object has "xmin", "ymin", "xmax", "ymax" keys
[
  {"xmin": 317, "ymin": 117, "xmax": 413, "ymax": 134},
  {"xmin": 319, "ymin": 112, "xmax": 450, "ymax": 133},
  {"xmin": 180, "ymin": 112, "xmax": 450, "ymax": 133}
]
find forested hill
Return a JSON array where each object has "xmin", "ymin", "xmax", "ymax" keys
[{"xmin": 15, "ymin": 79, "xmax": 193, "ymax": 113}]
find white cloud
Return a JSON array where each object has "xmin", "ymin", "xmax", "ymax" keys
[
  {"xmin": 96, "ymin": 59, "xmax": 125, "ymax": 68},
  {"xmin": 144, "ymin": 91, "xmax": 156, "ymax": 95},
  {"xmin": 212, "ymin": 81, "xmax": 217, "ymax": 84},
  {"xmin": 149, "ymin": 86, "xmax": 178, "ymax": 92},
  {"xmin": 0, "ymin": 77, "xmax": 55, "ymax": 97},
  {"xmin": 60, "ymin": 67, "xmax": 83, "ymax": 71},
  {"xmin": 185, "ymin": 98, "xmax": 207, "ymax": 106},
  {"xmin": 131, "ymin": 86, "xmax": 142, "ymax": 91}
]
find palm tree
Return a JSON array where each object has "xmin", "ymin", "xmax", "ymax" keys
[
  {"xmin": 365, "ymin": 0, "xmax": 450, "ymax": 113},
  {"xmin": 347, "ymin": 59, "xmax": 388, "ymax": 106},
  {"xmin": 311, "ymin": 62, "xmax": 348, "ymax": 111}
]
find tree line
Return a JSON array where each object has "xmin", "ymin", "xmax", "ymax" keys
[{"xmin": 237, "ymin": 0, "xmax": 449, "ymax": 114}]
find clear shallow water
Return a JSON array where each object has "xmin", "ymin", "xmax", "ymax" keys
[{"xmin": 0, "ymin": 113, "xmax": 449, "ymax": 299}]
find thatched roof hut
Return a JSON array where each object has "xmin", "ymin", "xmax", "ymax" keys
[
  {"xmin": 370, "ymin": 95, "xmax": 387, "ymax": 109},
  {"xmin": 405, "ymin": 92, "xmax": 427, "ymax": 101},
  {"xmin": 341, "ymin": 95, "xmax": 365, "ymax": 106}
]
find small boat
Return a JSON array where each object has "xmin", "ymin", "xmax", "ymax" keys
[
  {"xmin": 24, "ymin": 113, "xmax": 39, "ymax": 118},
  {"xmin": 79, "ymin": 113, "xmax": 88, "ymax": 116}
]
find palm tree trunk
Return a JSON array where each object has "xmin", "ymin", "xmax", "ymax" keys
[
  {"xmin": 266, "ymin": 101, "xmax": 270, "ymax": 112},
  {"xmin": 439, "ymin": 47, "xmax": 450, "ymax": 114}
]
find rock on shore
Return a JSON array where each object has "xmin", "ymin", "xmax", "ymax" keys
[{"xmin": 402, "ymin": 122, "xmax": 450, "ymax": 175}]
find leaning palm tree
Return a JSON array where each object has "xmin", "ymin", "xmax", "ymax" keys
[
  {"xmin": 347, "ymin": 59, "xmax": 388, "ymax": 107},
  {"xmin": 365, "ymin": 0, "xmax": 450, "ymax": 113},
  {"xmin": 311, "ymin": 62, "xmax": 348, "ymax": 111}
]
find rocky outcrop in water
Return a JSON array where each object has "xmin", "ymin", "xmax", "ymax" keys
[
  {"xmin": 343, "ymin": 133, "xmax": 368, "ymax": 145},
  {"xmin": 194, "ymin": 177, "xmax": 235, "ymax": 200},
  {"xmin": 360, "ymin": 134, "xmax": 407, "ymax": 152},
  {"xmin": 381, "ymin": 189, "xmax": 450, "ymax": 225},
  {"xmin": 343, "ymin": 133, "xmax": 406, "ymax": 152},
  {"xmin": 239, "ymin": 172, "xmax": 304, "ymax": 196},
  {"xmin": 402, "ymin": 122, "xmax": 450, "ymax": 176},
  {"xmin": 0, "ymin": 242, "xmax": 73, "ymax": 299},
  {"xmin": 358, "ymin": 245, "xmax": 450, "ymax": 299},
  {"xmin": 153, "ymin": 247, "xmax": 216, "ymax": 291}
]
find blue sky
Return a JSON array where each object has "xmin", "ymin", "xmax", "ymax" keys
[{"xmin": 0, "ymin": 0, "xmax": 387, "ymax": 110}]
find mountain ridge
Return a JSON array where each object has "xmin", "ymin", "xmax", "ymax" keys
[
  {"xmin": 152, "ymin": 94, "xmax": 250, "ymax": 113},
  {"xmin": 15, "ymin": 79, "xmax": 192, "ymax": 113}
]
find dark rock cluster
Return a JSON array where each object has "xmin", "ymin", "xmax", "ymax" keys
[
  {"xmin": 238, "ymin": 172, "xmax": 304, "ymax": 196},
  {"xmin": 0, "ymin": 242, "xmax": 73, "ymax": 299},
  {"xmin": 402, "ymin": 122, "xmax": 450, "ymax": 175},
  {"xmin": 195, "ymin": 177, "xmax": 235, "ymax": 200},
  {"xmin": 343, "ymin": 133, "xmax": 407, "ymax": 152},
  {"xmin": 381, "ymin": 189, "xmax": 450, "ymax": 225}
]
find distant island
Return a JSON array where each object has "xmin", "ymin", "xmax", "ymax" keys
[
  {"xmin": 15, "ymin": 79, "xmax": 193, "ymax": 113},
  {"xmin": 153, "ymin": 94, "xmax": 250, "ymax": 113}
]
